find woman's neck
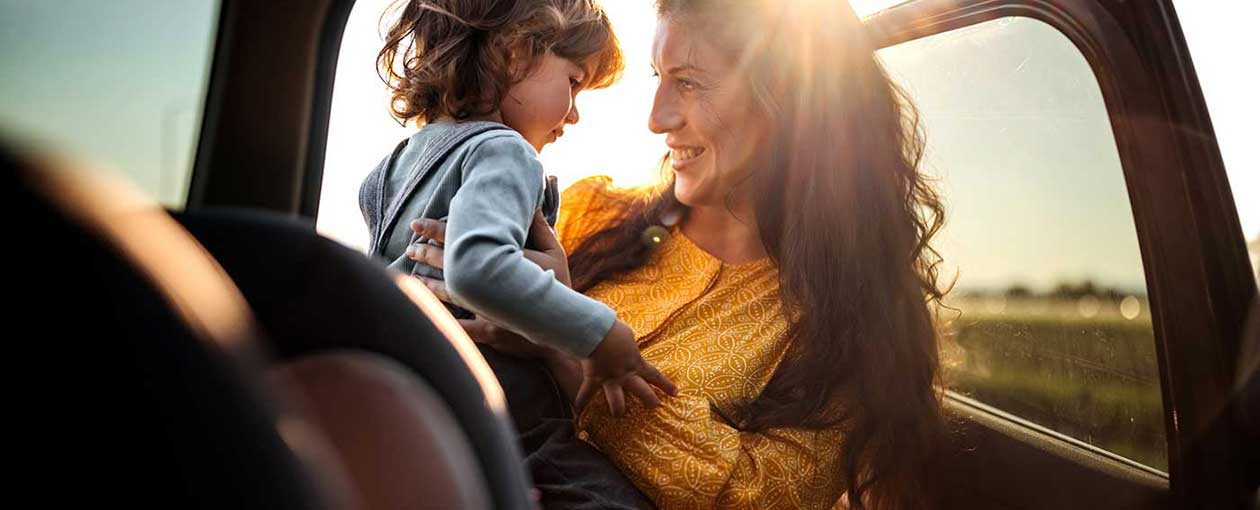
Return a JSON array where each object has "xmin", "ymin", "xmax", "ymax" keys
[{"xmin": 680, "ymin": 201, "xmax": 767, "ymax": 265}]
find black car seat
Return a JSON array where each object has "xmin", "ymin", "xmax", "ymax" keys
[
  {"xmin": 6, "ymin": 146, "xmax": 531, "ymax": 509},
  {"xmin": 173, "ymin": 207, "xmax": 535, "ymax": 510},
  {"xmin": 8, "ymin": 149, "xmax": 332, "ymax": 507}
]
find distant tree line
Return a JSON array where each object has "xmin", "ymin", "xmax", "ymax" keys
[{"xmin": 959, "ymin": 280, "xmax": 1143, "ymax": 300}]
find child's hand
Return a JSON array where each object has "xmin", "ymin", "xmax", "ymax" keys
[{"xmin": 575, "ymin": 321, "xmax": 677, "ymax": 417}]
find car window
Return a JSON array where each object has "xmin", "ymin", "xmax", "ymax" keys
[
  {"xmin": 851, "ymin": 0, "xmax": 912, "ymax": 17},
  {"xmin": 1170, "ymin": 0, "xmax": 1260, "ymax": 283},
  {"xmin": 878, "ymin": 16, "xmax": 1167, "ymax": 471},
  {"xmin": 0, "ymin": 0, "xmax": 220, "ymax": 209}
]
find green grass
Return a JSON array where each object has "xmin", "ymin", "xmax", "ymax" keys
[{"xmin": 939, "ymin": 299, "xmax": 1168, "ymax": 470}]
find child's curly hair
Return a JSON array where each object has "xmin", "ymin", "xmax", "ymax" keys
[{"xmin": 378, "ymin": 0, "xmax": 624, "ymax": 125}]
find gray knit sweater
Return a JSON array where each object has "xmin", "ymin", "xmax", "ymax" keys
[{"xmin": 359, "ymin": 121, "xmax": 614, "ymax": 357}]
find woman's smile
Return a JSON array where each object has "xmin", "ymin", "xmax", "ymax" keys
[
  {"xmin": 650, "ymin": 18, "xmax": 768, "ymax": 208},
  {"xmin": 668, "ymin": 145, "xmax": 706, "ymax": 170}
]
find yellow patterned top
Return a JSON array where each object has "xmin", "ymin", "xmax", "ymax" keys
[{"xmin": 557, "ymin": 177, "xmax": 848, "ymax": 510}]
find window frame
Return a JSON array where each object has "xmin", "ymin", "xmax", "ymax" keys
[
  {"xmin": 874, "ymin": 14, "xmax": 1169, "ymax": 475},
  {"xmin": 866, "ymin": 0, "xmax": 1256, "ymax": 506},
  {"xmin": 189, "ymin": 0, "xmax": 356, "ymax": 215}
]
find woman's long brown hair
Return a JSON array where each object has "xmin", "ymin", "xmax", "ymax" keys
[{"xmin": 567, "ymin": 1, "xmax": 948, "ymax": 508}]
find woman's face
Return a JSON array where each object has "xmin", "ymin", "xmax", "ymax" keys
[{"xmin": 649, "ymin": 17, "xmax": 768, "ymax": 209}]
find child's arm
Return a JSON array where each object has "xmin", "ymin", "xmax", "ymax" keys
[
  {"xmin": 442, "ymin": 133, "xmax": 613, "ymax": 358},
  {"xmin": 417, "ymin": 202, "xmax": 677, "ymax": 415}
]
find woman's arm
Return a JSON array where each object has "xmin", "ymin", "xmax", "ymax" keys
[
  {"xmin": 460, "ymin": 317, "xmax": 583, "ymax": 403},
  {"xmin": 408, "ymin": 210, "xmax": 570, "ymax": 294},
  {"xmin": 579, "ymin": 394, "xmax": 848, "ymax": 510},
  {"xmin": 408, "ymin": 215, "xmax": 584, "ymax": 403}
]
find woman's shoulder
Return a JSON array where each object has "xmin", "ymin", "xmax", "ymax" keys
[{"xmin": 557, "ymin": 176, "xmax": 643, "ymax": 252}]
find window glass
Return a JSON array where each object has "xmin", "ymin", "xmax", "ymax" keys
[
  {"xmin": 878, "ymin": 16, "xmax": 1167, "ymax": 471},
  {"xmin": 851, "ymin": 0, "xmax": 911, "ymax": 17},
  {"xmin": 0, "ymin": 0, "xmax": 220, "ymax": 209}
]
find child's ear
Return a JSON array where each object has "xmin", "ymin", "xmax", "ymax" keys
[
  {"xmin": 507, "ymin": 54, "xmax": 528, "ymax": 82},
  {"xmin": 505, "ymin": 41, "xmax": 541, "ymax": 82}
]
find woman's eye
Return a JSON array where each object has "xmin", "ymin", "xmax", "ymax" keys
[
  {"xmin": 570, "ymin": 78, "xmax": 582, "ymax": 89},
  {"xmin": 677, "ymin": 79, "xmax": 696, "ymax": 91}
]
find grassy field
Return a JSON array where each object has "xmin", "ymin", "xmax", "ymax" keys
[{"xmin": 937, "ymin": 296, "xmax": 1167, "ymax": 470}]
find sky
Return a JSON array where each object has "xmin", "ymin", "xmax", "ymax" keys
[
  {"xmin": 0, "ymin": 0, "xmax": 217, "ymax": 206},
  {"xmin": 0, "ymin": 0, "xmax": 1254, "ymax": 288},
  {"xmin": 879, "ymin": 16, "xmax": 1150, "ymax": 292}
]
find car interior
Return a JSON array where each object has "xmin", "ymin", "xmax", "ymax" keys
[{"xmin": 4, "ymin": 0, "xmax": 1257, "ymax": 509}]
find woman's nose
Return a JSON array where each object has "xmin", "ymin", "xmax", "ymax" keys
[
  {"xmin": 649, "ymin": 88, "xmax": 682, "ymax": 134},
  {"xmin": 565, "ymin": 101, "xmax": 580, "ymax": 125}
]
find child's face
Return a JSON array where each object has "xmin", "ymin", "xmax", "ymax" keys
[{"xmin": 501, "ymin": 52, "xmax": 586, "ymax": 153}]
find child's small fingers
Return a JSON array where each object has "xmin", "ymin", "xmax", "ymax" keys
[
  {"xmin": 626, "ymin": 376, "xmax": 661, "ymax": 408},
  {"xmin": 603, "ymin": 383, "xmax": 626, "ymax": 417},
  {"xmin": 641, "ymin": 364, "xmax": 678, "ymax": 396}
]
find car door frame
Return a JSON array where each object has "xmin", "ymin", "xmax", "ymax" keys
[
  {"xmin": 865, "ymin": 1, "xmax": 1257, "ymax": 508},
  {"xmin": 189, "ymin": 0, "xmax": 355, "ymax": 217}
]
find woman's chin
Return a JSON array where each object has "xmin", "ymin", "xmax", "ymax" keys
[
  {"xmin": 673, "ymin": 182, "xmax": 716, "ymax": 209},
  {"xmin": 671, "ymin": 159, "xmax": 728, "ymax": 208}
]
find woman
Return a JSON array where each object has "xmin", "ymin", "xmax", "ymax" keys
[{"xmin": 405, "ymin": 0, "xmax": 947, "ymax": 508}]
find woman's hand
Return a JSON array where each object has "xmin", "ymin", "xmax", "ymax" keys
[
  {"xmin": 458, "ymin": 316, "xmax": 550, "ymax": 359},
  {"xmin": 403, "ymin": 225, "xmax": 451, "ymax": 300},
  {"xmin": 407, "ymin": 209, "xmax": 570, "ymax": 287},
  {"xmin": 405, "ymin": 210, "xmax": 574, "ymax": 361},
  {"xmin": 463, "ymin": 317, "xmax": 584, "ymax": 402},
  {"xmin": 521, "ymin": 208, "xmax": 571, "ymax": 287}
]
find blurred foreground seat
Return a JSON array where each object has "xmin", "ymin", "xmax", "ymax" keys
[{"xmin": 5, "ymin": 145, "xmax": 531, "ymax": 509}]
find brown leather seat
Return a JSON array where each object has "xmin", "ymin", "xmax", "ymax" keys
[
  {"xmin": 175, "ymin": 206, "xmax": 533, "ymax": 510},
  {"xmin": 274, "ymin": 351, "xmax": 491, "ymax": 509}
]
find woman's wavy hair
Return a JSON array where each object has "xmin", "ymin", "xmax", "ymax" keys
[
  {"xmin": 378, "ymin": 0, "xmax": 623, "ymax": 125},
  {"xmin": 567, "ymin": 1, "xmax": 948, "ymax": 508}
]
